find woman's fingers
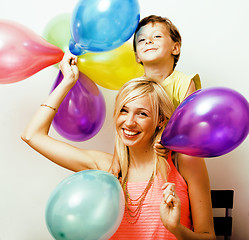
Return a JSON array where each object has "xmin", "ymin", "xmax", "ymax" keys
[{"xmin": 162, "ymin": 183, "xmax": 176, "ymax": 205}]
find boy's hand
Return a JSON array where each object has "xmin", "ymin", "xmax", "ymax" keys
[{"xmin": 154, "ymin": 140, "xmax": 169, "ymax": 158}]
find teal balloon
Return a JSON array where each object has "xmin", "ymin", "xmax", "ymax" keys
[
  {"xmin": 46, "ymin": 170, "xmax": 125, "ymax": 240},
  {"xmin": 69, "ymin": 0, "xmax": 140, "ymax": 55}
]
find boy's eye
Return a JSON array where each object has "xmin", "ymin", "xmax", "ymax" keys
[
  {"xmin": 138, "ymin": 38, "xmax": 145, "ymax": 43},
  {"xmin": 154, "ymin": 35, "xmax": 162, "ymax": 38}
]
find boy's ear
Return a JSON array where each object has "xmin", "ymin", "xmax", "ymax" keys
[
  {"xmin": 172, "ymin": 42, "xmax": 181, "ymax": 56},
  {"xmin": 135, "ymin": 52, "xmax": 141, "ymax": 64}
]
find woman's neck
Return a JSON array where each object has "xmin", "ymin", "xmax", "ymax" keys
[{"xmin": 127, "ymin": 146, "xmax": 155, "ymax": 182}]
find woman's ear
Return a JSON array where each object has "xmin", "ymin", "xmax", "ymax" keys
[
  {"xmin": 157, "ymin": 115, "xmax": 168, "ymax": 129},
  {"xmin": 172, "ymin": 42, "xmax": 181, "ymax": 56}
]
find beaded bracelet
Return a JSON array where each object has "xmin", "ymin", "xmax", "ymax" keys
[{"xmin": 41, "ymin": 104, "xmax": 57, "ymax": 113}]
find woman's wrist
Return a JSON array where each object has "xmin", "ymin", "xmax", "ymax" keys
[
  {"xmin": 169, "ymin": 223, "xmax": 185, "ymax": 240},
  {"xmin": 61, "ymin": 75, "xmax": 78, "ymax": 88}
]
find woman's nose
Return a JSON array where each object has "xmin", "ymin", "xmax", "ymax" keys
[{"xmin": 125, "ymin": 113, "xmax": 136, "ymax": 127}]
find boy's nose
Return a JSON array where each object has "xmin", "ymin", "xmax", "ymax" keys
[{"xmin": 146, "ymin": 38, "xmax": 154, "ymax": 44}]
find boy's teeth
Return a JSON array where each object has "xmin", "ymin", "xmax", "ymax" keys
[{"xmin": 124, "ymin": 129, "xmax": 137, "ymax": 136}]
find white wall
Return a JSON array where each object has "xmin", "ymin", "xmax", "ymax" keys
[{"xmin": 0, "ymin": 0, "xmax": 248, "ymax": 239}]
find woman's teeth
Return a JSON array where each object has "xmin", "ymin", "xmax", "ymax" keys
[{"xmin": 124, "ymin": 129, "xmax": 138, "ymax": 136}]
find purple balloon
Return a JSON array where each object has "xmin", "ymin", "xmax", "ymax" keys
[
  {"xmin": 52, "ymin": 71, "xmax": 106, "ymax": 141},
  {"xmin": 161, "ymin": 87, "xmax": 249, "ymax": 157}
]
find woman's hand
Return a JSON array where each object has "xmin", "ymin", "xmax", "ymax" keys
[
  {"xmin": 59, "ymin": 51, "xmax": 79, "ymax": 86},
  {"xmin": 160, "ymin": 183, "xmax": 181, "ymax": 233}
]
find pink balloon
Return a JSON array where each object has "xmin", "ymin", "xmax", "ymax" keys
[
  {"xmin": 161, "ymin": 87, "xmax": 249, "ymax": 157},
  {"xmin": 0, "ymin": 20, "xmax": 64, "ymax": 84}
]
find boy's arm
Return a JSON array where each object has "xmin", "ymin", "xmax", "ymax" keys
[{"xmin": 185, "ymin": 79, "xmax": 197, "ymax": 98}]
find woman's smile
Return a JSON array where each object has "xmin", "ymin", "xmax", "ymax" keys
[{"xmin": 123, "ymin": 128, "xmax": 140, "ymax": 137}]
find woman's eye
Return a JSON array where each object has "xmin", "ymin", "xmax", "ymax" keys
[
  {"xmin": 139, "ymin": 112, "xmax": 148, "ymax": 117},
  {"xmin": 120, "ymin": 108, "xmax": 128, "ymax": 113},
  {"xmin": 154, "ymin": 35, "xmax": 162, "ymax": 38}
]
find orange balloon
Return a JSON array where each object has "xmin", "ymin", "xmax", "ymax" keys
[
  {"xmin": 0, "ymin": 20, "xmax": 64, "ymax": 84},
  {"xmin": 77, "ymin": 42, "xmax": 144, "ymax": 90}
]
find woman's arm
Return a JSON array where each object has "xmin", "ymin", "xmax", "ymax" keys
[
  {"xmin": 21, "ymin": 52, "xmax": 112, "ymax": 172},
  {"xmin": 160, "ymin": 154, "xmax": 215, "ymax": 239},
  {"xmin": 108, "ymin": 146, "xmax": 121, "ymax": 177}
]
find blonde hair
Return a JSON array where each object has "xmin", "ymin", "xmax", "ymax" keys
[{"xmin": 113, "ymin": 77, "xmax": 175, "ymax": 184}]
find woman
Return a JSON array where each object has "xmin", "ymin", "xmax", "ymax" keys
[{"xmin": 21, "ymin": 52, "xmax": 215, "ymax": 239}]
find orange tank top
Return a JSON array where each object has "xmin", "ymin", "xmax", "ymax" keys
[{"xmin": 110, "ymin": 152, "xmax": 192, "ymax": 239}]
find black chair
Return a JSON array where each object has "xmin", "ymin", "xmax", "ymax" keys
[{"xmin": 211, "ymin": 190, "xmax": 234, "ymax": 240}]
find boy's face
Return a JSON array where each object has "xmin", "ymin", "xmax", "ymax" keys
[{"xmin": 134, "ymin": 22, "xmax": 180, "ymax": 65}]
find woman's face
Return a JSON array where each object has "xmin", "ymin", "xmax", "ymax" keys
[{"xmin": 116, "ymin": 95, "xmax": 157, "ymax": 148}]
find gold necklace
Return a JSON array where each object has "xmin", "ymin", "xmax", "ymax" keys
[{"xmin": 123, "ymin": 171, "xmax": 154, "ymax": 224}]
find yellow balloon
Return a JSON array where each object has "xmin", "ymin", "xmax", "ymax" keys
[{"xmin": 77, "ymin": 43, "xmax": 144, "ymax": 90}]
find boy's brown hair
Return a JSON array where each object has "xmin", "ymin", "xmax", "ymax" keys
[{"xmin": 133, "ymin": 15, "xmax": 182, "ymax": 69}]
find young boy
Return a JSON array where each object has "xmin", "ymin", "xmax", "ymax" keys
[
  {"xmin": 109, "ymin": 15, "xmax": 201, "ymax": 176},
  {"xmin": 133, "ymin": 15, "xmax": 201, "ymax": 108}
]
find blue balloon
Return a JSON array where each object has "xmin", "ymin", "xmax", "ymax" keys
[
  {"xmin": 46, "ymin": 170, "xmax": 125, "ymax": 240},
  {"xmin": 70, "ymin": 0, "xmax": 140, "ymax": 55}
]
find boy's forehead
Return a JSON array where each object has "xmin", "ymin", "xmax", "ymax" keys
[{"xmin": 137, "ymin": 22, "xmax": 168, "ymax": 35}]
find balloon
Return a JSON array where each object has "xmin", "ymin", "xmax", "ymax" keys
[
  {"xmin": 52, "ymin": 71, "xmax": 106, "ymax": 141},
  {"xmin": 77, "ymin": 42, "xmax": 144, "ymax": 90},
  {"xmin": 0, "ymin": 20, "xmax": 64, "ymax": 84},
  {"xmin": 69, "ymin": 0, "xmax": 140, "ymax": 55},
  {"xmin": 46, "ymin": 170, "xmax": 125, "ymax": 240},
  {"xmin": 43, "ymin": 13, "xmax": 71, "ymax": 53},
  {"xmin": 161, "ymin": 87, "xmax": 249, "ymax": 157}
]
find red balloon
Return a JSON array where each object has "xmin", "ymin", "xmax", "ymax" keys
[{"xmin": 0, "ymin": 20, "xmax": 64, "ymax": 84}]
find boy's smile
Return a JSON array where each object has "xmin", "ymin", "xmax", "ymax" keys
[{"xmin": 135, "ymin": 22, "xmax": 178, "ymax": 65}]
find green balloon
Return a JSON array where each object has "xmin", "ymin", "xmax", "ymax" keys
[{"xmin": 43, "ymin": 13, "xmax": 71, "ymax": 53}]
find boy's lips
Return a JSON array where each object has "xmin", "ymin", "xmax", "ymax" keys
[{"xmin": 144, "ymin": 48, "xmax": 157, "ymax": 52}]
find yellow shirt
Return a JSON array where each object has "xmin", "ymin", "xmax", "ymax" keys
[{"xmin": 162, "ymin": 70, "xmax": 201, "ymax": 109}]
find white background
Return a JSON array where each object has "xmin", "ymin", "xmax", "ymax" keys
[{"xmin": 0, "ymin": 0, "xmax": 249, "ymax": 239}]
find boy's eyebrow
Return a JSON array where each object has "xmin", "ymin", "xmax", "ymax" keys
[{"xmin": 136, "ymin": 33, "xmax": 144, "ymax": 38}]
